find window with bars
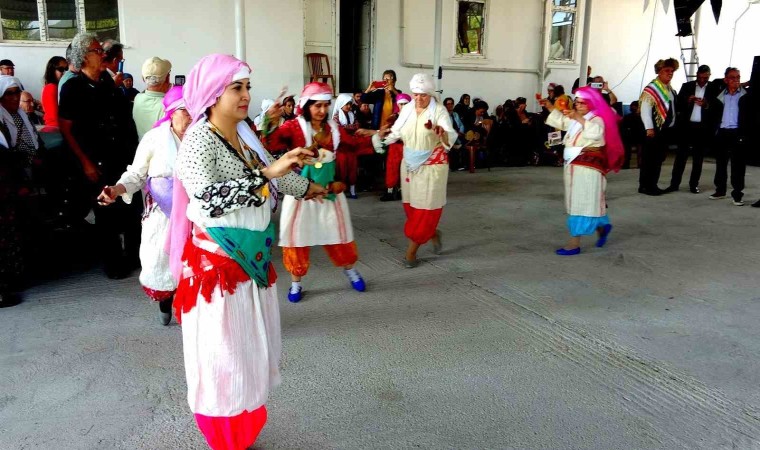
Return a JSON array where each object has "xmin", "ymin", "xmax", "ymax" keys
[
  {"xmin": 0, "ymin": 0, "xmax": 119, "ymax": 42},
  {"xmin": 455, "ymin": 0, "xmax": 486, "ymax": 56},
  {"xmin": 548, "ymin": 0, "xmax": 578, "ymax": 62}
]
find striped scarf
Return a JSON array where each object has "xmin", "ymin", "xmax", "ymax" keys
[{"xmin": 639, "ymin": 79, "xmax": 672, "ymax": 129}]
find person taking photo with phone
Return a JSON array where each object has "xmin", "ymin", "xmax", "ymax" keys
[{"xmin": 361, "ymin": 69, "xmax": 402, "ymax": 130}]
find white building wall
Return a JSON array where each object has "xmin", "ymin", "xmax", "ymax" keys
[
  {"xmin": 374, "ymin": 0, "xmax": 545, "ymax": 108},
  {"xmin": 0, "ymin": 0, "xmax": 304, "ymax": 119},
  {"xmin": 374, "ymin": 0, "xmax": 760, "ymax": 111}
]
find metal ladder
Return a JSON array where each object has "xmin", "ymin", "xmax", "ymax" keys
[{"xmin": 679, "ymin": 19, "xmax": 699, "ymax": 81}]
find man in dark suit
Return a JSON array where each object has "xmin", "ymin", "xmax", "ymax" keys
[{"xmin": 666, "ymin": 65, "xmax": 713, "ymax": 193}]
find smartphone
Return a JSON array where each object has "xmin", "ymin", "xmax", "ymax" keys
[
  {"xmin": 590, "ymin": 82, "xmax": 604, "ymax": 89},
  {"xmin": 117, "ymin": 60, "xmax": 124, "ymax": 73},
  {"xmin": 174, "ymin": 75, "xmax": 186, "ymax": 86},
  {"xmin": 372, "ymin": 80, "xmax": 387, "ymax": 89}
]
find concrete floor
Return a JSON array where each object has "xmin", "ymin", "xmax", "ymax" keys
[{"xmin": 2, "ymin": 159, "xmax": 760, "ymax": 449}]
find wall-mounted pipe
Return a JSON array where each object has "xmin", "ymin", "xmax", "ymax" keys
[
  {"xmin": 234, "ymin": 0, "xmax": 246, "ymax": 61},
  {"xmin": 433, "ymin": 0, "xmax": 443, "ymax": 93},
  {"xmin": 399, "ymin": 0, "xmax": 540, "ymax": 77}
]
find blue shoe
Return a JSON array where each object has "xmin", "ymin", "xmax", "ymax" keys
[
  {"xmin": 344, "ymin": 269, "xmax": 366, "ymax": 292},
  {"xmin": 555, "ymin": 247, "xmax": 581, "ymax": 256},
  {"xmin": 287, "ymin": 286, "xmax": 303, "ymax": 303},
  {"xmin": 596, "ymin": 224, "xmax": 613, "ymax": 248}
]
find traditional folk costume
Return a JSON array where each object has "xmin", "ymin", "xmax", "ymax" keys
[
  {"xmin": 381, "ymin": 94, "xmax": 411, "ymax": 201},
  {"xmin": 544, "ymin": 86, "xmax": 624, "ymax": 255},
  {"xmin": 331, "ymin": 93, "xmax": 381, "ymax": 199},
  {"xmin": 171, "ymin": 54, "xmax": 311, "ymax": 450},
  {"xmin": 638, "ymin": 75, "xmax": 677, "ymax": 194},
  {"xmin": 266, "ymin": 82, "xmax": 366, "ymax": 303},
  {"xmin": 383, "ymin": 75, "xmax": 457, "ymax": 249},
  {"xmin": 114, "ymin": 86, "xmax": 184, "ymax": 321}
]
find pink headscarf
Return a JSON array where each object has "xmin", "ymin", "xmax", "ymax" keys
[
  {"xmin": 153, "ymin": 85, "xmax": 185, "ymax": 128},
  {"xmin": 396, "ymin": 93, "xmax": 411, "ymax": 105},
  {"xmin": 575, "ymin": 87, "xmax": 624, "ymax": 173},
  {"xmin": 167, "ymin": 54, "xmax": 252, "ymax": 281},
  {"xmin": 184, "ymin": 54, "xmax": 251, "ymax": 125}
]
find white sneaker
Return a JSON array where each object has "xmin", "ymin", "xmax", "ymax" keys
[
  {"xmin": 733, "ymin": 200, "xmax": 745, "ymax": 206},
  {"xmin": 709, "ymin": 193, "xmax": 726, "ymax": 200}
]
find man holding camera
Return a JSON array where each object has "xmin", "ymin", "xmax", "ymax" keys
[{"xmin": 665, "ymin": 65, "xmax": 712, "ymax": 194}]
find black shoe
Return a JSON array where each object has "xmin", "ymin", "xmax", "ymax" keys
[
  {"xmin": 380, "ymin": 192, "xmax": 395, "ymax": 202},
  {"xmin": 751, "ymin": 200, "xmax": 760, "ymax": 208},
  {"xmin": 158, "ymin": 298, "xmax": 173, "ymax": 326},
  {"xmin": 638, "ymin": 187, "xmax": 662, "ymax": 196},
  {"xmin": 0, "ymin": 292, "xmax": 22, "ymax": 308},
  {"xmin": 690, "ymin": 186, "xmax": 700, "ymax": 194},
  {"xmin": 663, "ymin": 185, "xmax": 679, "ymax": 193},
  {"xmin": 105, "ymin": 265, "xmax": 130, "ymax": 280},
  {"xmin": 393, "ymin": 189, "xmax": 402, "ymax": 201}
]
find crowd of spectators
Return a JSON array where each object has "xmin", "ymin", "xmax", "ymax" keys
[
  {"xmin": 0, "ymin": 48, "xmax": 757, "ymax": 308},
  {"xmin": 0, "ymin": 33, "xmax": 175, "ymax": 307}
]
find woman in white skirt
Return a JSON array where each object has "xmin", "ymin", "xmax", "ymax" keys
[
  {"xmin": 97, "ymin": 85, "xmax": 189, "ymax": 325},
  {"xmin": 264, "ymin": 82, "xmax": 366, "ymax": 303},
  {"xmin": 171, "ymin": 54, "xmax": 326, "ymax": 450},
  {"xmin": 541, "ymin": 86, "xmax": 624, "ymax": 255}
]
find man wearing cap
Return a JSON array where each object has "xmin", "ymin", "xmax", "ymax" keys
[
  {"xmin": 0, "ymin": 59, "xmax": 15, "ymax": 76},
  {"xmin": 666, "ymin": 65, "xmax": 713, "ymax": 194},
  {"xmin": 0, "ymin": 60, "xmax": 24, "ymax": 90},
  {"xmin": 132, "ymin": 57, "xmax": 172, "ymax": 140}
]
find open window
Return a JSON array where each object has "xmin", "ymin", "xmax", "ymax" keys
[
  {"xmin": 455, "ymin": 0, "xmax": 486, "ymax": 57},
  {"xmin": 548, "ymin": 0, "xmax": 578, "ymax": 62}
]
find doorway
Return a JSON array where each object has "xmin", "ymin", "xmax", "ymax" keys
[{"xmin": 339, "ymin": 0, "xmax": 374, "ymax": 93}]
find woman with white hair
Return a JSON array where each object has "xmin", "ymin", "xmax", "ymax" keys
[
  {"xmin": 381, "ymin": 73, "xmax": 457, "ymax": 267},
  {"xmin": 0, "ymin": 76, "xmax": 41, "ymax": 161}
]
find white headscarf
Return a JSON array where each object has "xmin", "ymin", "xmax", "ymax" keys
[
  {"xmin": 409, "ymin": 73, "xmax": 436, "ymax": 95},
  {"xmin": 332, "ymin": 93, "xmax": 355, "ymax": 126},
  {"xmin": 0, "ymin": 75, "xmax": 37, "ymax": 150},
  {"xmin": 253, "ymin": 98, "xmax": 274, "ymax": 128}
]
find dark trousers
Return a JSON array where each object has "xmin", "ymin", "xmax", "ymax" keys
[
  {"xmin": 86, "ymin": 170, "xmax": 142, "ymax": 272},
  {"xmin": 713, "ymin": 129, "xmax": 745, "ymax": 201},
  {"xmin": 670, "ymin": 122, "xmax": 709, "ymax": 189},
  {"xmin": 639, "ymin": 126, "xmax": 675, "ymax": 191}
]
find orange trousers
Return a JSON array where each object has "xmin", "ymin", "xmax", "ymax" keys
[{"xmin": 282, "ymin": 242, "xmax": 358, "ymax": 277}]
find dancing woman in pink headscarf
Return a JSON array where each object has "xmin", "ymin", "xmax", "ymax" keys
[
  {"xmin": 169, "ymin": 54, "xmax": 325, "ymax": 450},
  {"xmin": 540, "ymin": 86, "xmax": 624, "ymax": 255},
  {"xmin": 97, "ymin": 85, "xmax": 190, "ymax": 325}
]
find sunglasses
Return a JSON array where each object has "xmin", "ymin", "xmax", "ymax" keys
[
  {"xmin": 55, "ymin": 67, "xmax": 68, "ymax": 73},
  {"xmin": 87, "ymin": 48, "xmax": 105, "ymax": 55}
]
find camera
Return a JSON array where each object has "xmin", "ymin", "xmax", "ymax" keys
[
  {"xmin": 174, "ymin": 75, "xmax": 186, "ymax": 87},
  {"xmin": 590, "ymin": 82, "xmax": 604, "ymax": 89}
]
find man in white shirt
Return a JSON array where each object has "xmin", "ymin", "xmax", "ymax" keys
[{"xmin": 666, "ymin": 65, "xmax": 712, "ymax": 194}]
